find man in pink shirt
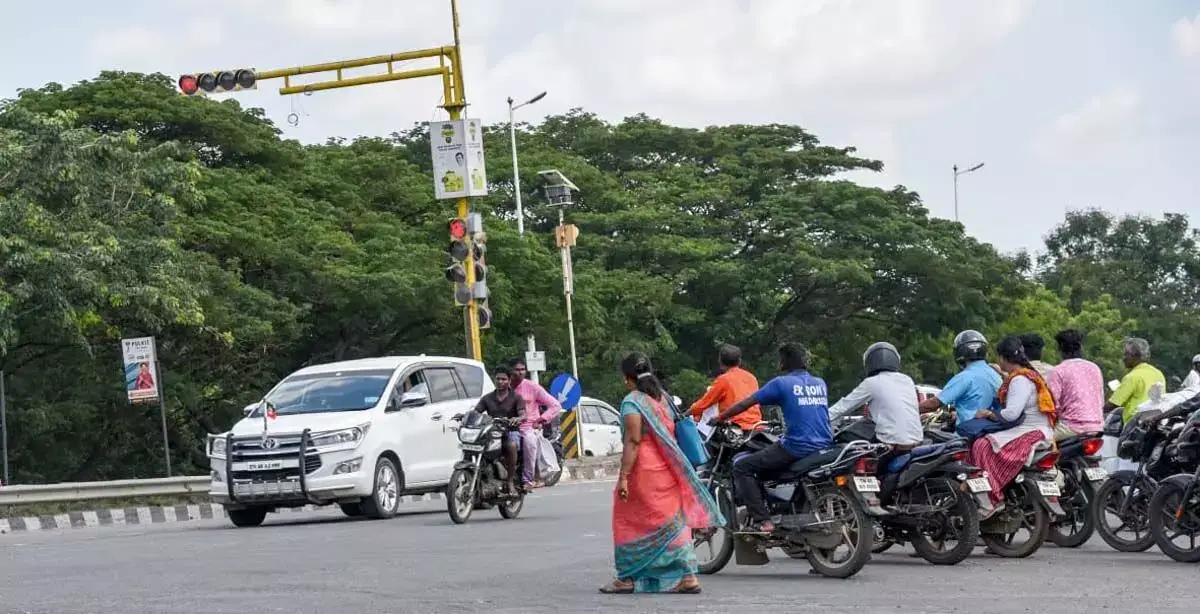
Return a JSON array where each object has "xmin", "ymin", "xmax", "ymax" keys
[
  {"xmin": 510, "ymin": 359, "xmax": 562, "ymax": 490},
  {"xmin": 1045, "ymin": 329, "xmax": 1105, "ymax": 440}
]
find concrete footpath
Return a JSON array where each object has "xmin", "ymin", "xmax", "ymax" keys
[{"xmin": 0, "ymin": 457, "xmax": 619, "ymax": 534}]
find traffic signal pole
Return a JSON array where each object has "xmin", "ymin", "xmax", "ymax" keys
[{"xmin": 188, "ymin": 0, "xmax": 483, "ymax": 361}]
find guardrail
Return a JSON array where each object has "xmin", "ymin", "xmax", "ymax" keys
[{"xmin": 0, "ymin": 476, "xmax": 210, "ymax": 506}]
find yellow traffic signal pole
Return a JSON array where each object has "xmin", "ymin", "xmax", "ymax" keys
[{"xmin": 237, "ymin": 0, "xmax": 483, "ymax": 361}]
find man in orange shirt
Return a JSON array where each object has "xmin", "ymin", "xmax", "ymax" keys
[{"xmin": 690, "ymin": 344, "xmax": 762, "ymax": 430}]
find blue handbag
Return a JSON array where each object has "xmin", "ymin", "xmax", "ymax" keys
[{"xmin": 664, "ymin": 392, "xmax": 709, "ymax": 467}]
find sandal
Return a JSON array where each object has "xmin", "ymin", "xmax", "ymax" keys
[
  {"xmin": 672, "ymin": 576, "xmax": 701, "ymax": 594},
  {"xmin": 598, "ymin": 579, "xmax": 634, "ymax": 594}
]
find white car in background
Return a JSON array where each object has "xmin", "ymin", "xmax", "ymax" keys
[
  {"xmin": 576, "ymin": 396, "xmax": 624, "ymax": 456},
  {"xmin": 207, "ymin": 355, "xmax": 492, "ymax": 527}
]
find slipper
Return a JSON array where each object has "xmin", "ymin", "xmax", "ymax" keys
[
  {"xmin": 671, "ymin": 581, "xmax": 702, "ymax": 594},
  {"xmin": 598, "ymin": 580, "xmax": 634, "ymax": 594}
]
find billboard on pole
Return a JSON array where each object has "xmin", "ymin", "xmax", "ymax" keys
[{"xmin": 121, "ymin": 337, "xmax": 160, "ymax": 404}]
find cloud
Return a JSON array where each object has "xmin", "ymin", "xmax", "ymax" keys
[
  {"xmin": 1031, "ymin": 85, "xmax": 1144, "ymax": 166},
  {"xmin": 1172, "ymin": 11, "xmax": 1200, "ymax": 58}
]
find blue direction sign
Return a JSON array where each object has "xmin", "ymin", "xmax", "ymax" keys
[{"xmin": 549, "ymin": 373, "xmax": 582, "ymax": 410}]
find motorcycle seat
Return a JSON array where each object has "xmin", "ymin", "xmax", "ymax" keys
[
  {"xmin": 771, "ymin": 447, "xmax": 843, "ymax": 481},
  {"xmin": 885, "ymin": 443, "xmax": 953, "ymax": 473}
]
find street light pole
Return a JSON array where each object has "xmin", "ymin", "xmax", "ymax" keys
[
  {"xmin": 952, "ymin": 162, "xmax": 985, "ymax": 223},
  {"xmin": 507, "ymin": 91, "xmax": 546, "ymax": 236}
]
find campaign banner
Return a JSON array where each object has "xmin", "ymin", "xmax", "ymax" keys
[{"xmin": 121, "ymin": 337, "xmax": 160, "ymax": 404}]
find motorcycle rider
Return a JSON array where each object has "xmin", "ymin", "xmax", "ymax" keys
[
  {"xmin": 689, "ymin": 344, "xmax": 762, "ymax": 430},
  {"xmin": 919, "ymin": 330, "xmax": 1002, "ymax": 436},
  {"xmin": 828, "ymin": 342, "xmax": 924, "ymax": 475},
  {"xmin": 473, "ymin": 365, "xmax": 526, "ymax": 494},
  {"xmin": 711, "ymin": 342, "xmax": 832, "ymax": 533},
  {"xmin": 1182, "ymin": 354, "xmax": 1200, "ymax": 390},
  {"xmin": 509, "ymin": 358, "xmax": 562, "ymax": 491},
  {"xmin": 1020, "ymin": 333, "xmax": 1055, "ymax": 377}
]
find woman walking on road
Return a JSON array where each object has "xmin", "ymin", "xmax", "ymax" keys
[{"xmin": 600, "ymin": 352, "xmax": 725, "ymax": 594}]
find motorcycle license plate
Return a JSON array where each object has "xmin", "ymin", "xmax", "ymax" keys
[
  {"xmin": 966, "ymin": 477, "xmax": 992, "ymax": 493},
  {"xmin": 1036, "ymin": 481, "xmax": 1060, "ymax": 496},
  {"xmin": 459, "ymin": 443, "xmax": 484, "ymax": 452},
  {"xmin": 853, "ymin": 476, "xmax": 880, "ymax": 492},
  {"xmin": 1083, "ymin": 467, "xmax": 1108, "ymax": 482}
]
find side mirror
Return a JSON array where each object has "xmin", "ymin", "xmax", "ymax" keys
[
  {"xmin": 243, "ymin": 403, "xmax": 258, "ymax": 417},
  {"xmin": 399, "ymin": 390, "xmax": 429, "ymax": 408}
]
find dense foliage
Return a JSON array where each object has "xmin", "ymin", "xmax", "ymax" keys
[{"xmin": 1, "ymin": 72, "xmax": 1196, "ymax": 483}]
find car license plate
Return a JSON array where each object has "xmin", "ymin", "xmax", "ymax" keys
[
  {"xmin": 459, "ymin": 443, "xmax": 484, "ymax": 452},
  {"xmin": 853, "ymin": 476, "xmax": 880, "ymax": 492},
  {"xmin": 966, "ymin": 477, "xmax": 992, "ymax": 493},
  {"xmin": 1036, "ymin": 480, "xmax": 1061, "ymax": 496},
  {"xmin": 1083, "ymin": 467, "xmax": 1108, "ymax": 482}
]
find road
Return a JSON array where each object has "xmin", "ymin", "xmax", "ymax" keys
[{"xmin": 0, "ymin": 480, "xmax": 1195, "ymax": 614}]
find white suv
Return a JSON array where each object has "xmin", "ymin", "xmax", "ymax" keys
[{"xmin": 207, "ymin": 355, "xmax": 492, "ymax": 527}]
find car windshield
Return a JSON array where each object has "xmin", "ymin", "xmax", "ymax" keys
[{"xmin": 258, "ymin": 369, "xmax": 393, "ymax": 416}]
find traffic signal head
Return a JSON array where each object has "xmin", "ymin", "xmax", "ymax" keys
[
  {"xmin": 477, "ymin": 304, "xmax": 492, "ymax": 329},
  {"xmin": 449, "ymin": 218, "xmax": 467, "ymax": 240},
  {"xmin": 178, "ymin": 69, "xmax": 257, "ymax": 96},
  {"xmin": 444, "ymin": 263, "xmax": 467, "ymax": 284}
]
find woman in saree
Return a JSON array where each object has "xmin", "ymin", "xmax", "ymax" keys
[
  {"xmin": 969, "ymin": 335, "xmax": 1058, "ymax": 519},
  {"xmin": 600, "ymin": 352, "xmax": 725, "ymax": 594}
]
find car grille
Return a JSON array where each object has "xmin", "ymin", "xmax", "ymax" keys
[{"xmin": 228, "ymin": 433, "xmax": 322, "ymax": 480}]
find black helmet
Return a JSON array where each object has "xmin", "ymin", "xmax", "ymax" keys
[
  {"xmin": 953, "ymin": 330, "xmax": 989, "ymax": 366},
  {"xmin": 863, "ymin": 342, "xmax": 901, "ymax": 375}
]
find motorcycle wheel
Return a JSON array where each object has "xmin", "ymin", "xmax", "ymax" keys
[
  {"xmin": 446, "ymin": 468, "xmax": 476, "ymax": 525},
  {"xmin": 911, "ymin": 483, "xmax": 980, "ymax": 565},
  {"xmin": 498, "ymin": 493, "xmax": 525, "ymax": 519},
  {"xmin": 804, "ymin": 487, "xmax": 874, "ymax": 578},
  {"xmin": 1094, "ymin": 476, "xmax": 1155, "ymax": 552},
  {"xmin": 696, "ymin": 486, "xmax": 736, "ymax": 574},
  {"xmin": 1147, "ymin": 478, "xmax": 1200, "ymax": 563},
  {"xmin": 981, "ymin": 487, "xmax": 1048, "ymax": 558},
  {"xmin": 1049, "ymin": 471, "xmax": 1096, "ymax": 548}
]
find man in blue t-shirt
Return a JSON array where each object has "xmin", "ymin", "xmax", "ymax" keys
[
  {"xmin": 918, "ymin": 329, "xmax": 1002, "ymax": 434},
  {"xmin": 712, "ymin": 342, "xmax": 833, "ymax": 533}
]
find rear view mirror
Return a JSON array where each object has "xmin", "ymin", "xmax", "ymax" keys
[
  {"xmin": 399, "ymin": 390, "xmax": 429, "ymax": 408},
  {"xmin": 243, "ymin": 402, "xmax": 259, "ymax": 417}
]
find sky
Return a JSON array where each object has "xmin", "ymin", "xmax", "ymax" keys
[{"xmin": 2, "ymin": 0, "xmax": 1199, "ymax": 255}]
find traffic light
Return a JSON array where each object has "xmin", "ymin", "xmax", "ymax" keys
[
  {"xmin": 178, "ymin": 69, "xmax": 258, "ymax": 97},
  {"xmin": 473, "ymin": 235, "xmax": 491, "ymax": 329},
  {"xmin": 446, "ymin": 218, "xmax": 472, "ymax": 305}
]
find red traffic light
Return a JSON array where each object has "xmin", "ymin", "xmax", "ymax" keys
[
  {"xmin": 449, "ymin": 218, "xmax": 467, "ymax": 240},
  {"xmin": 178, "ymin": 74, "xmax": 199, "ymax": 95}
]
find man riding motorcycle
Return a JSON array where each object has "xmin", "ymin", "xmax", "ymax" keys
[
  {"xmin": 828, "ymin": 342, "xmax": 924, "ymax": 479},
  {"xmin": 919, "ymin": 330, "xmax": 1001, "ymax": 436}
]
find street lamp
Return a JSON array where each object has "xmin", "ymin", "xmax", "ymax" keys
[
  {"xmin": 537, "ymin": 169, "xmax": 581, "ymax": 381},
  {"xmin": 952, "ymin": 162, "xmax": 985, "ymax": 223},
  {"xmin": 508, "ymin": 91, "xmax": 547, "ymax": 235}
]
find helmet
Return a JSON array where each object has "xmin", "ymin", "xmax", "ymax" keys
[
  {"xmin": 953, "ymin": 330, "xmax": 989, "ymax": 366},
  {"xmin": 863, "ymin": 342, "xmax": 901, "ymax": 375}
]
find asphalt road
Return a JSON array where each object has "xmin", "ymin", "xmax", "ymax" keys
[{"xmin": 0, "ymin": 480, "xmax": 1195, "ymax": 614}]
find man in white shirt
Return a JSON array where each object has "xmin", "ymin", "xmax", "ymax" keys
[
  {"xmin": 828, "ymin": 342, "xmax": 925, "ymax": 452},
  {"xmin": 1182, "ymin": 355, "xmax": 1200, "ymax": 390}
]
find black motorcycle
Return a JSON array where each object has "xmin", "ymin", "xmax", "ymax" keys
[
  {"xmin": 1147, "ymin": 411, "xmax": 1200, "ymax": 562},
  {"xmin": 1047, "ymin": 430, "xmax": 1106, "ymax": 548},
  {"xmin": 445, "ymin": 411, "xmax": 525, "ymax": 524},
  {"xmin": 833, "ymin": 415, "xmax": 984, "ymax": 565},
  {"xmin": 693, "ymin": 423, "xmax": 886, "ymax": 579},
  {"xmin": 1094, "ymin": 406, "xmax": 1192, "ymax": 552}
]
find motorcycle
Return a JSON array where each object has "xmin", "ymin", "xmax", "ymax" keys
[
  {"xmin": 976, "ymin": 440, "xmax": 1065, "ymax": 558},
  {"xmin": 1094, "ymin": 390, "xmax": 1195, "ymax": 552},
  {"xmin": 1047, "ymin": 430, "xmax": 1106, "ymax": 547},
  {"xmin": 693, "ymin": 422, "xmax": 886, "ymax": 579},
  {"xmin": 445, "ymin": 411, "xmax": 525, "ymax": 524},
  {"xmin": 1147, "ymin": 408, "xmax": 1200, "ymax": 562},
  {"xmin": 833, "ymin": 415, "xmax": 985, "ymax": 565}
]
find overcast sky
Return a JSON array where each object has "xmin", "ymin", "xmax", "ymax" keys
[{"xmin": 3, "ymin": 0, "xmax": 1198, "ymax": 254}]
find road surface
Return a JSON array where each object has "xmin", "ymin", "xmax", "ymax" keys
[{"xmin": 0, "ymin": 480, "xmax": 1194, "ymax": 613}]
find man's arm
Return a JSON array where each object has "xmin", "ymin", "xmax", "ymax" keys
[
  {"xmin": 716, "ymin": 380, "xmax": 778, "ymax": 424},
  {"xmin": 828, "ymin": 380, "xmax": 873, "ymax": 422},
  {"xmin": 690, "ymin": 378, "xmax": 727, "ymax": 419},
  {"xmin": 513, "ymin": 395, "xmax": 527, "ymax": 420},
  {"xmin": 534, "ymin": 384, "xmax": 563, "ymax": 423},
  {"xmin": 922, "ymin": 374, "xmax": 964, "ymax": 414},
  {"xmin": 1105, "ymin": 375, "xmax": 1134, "ymax": 414}
]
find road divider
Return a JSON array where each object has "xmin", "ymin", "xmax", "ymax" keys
[{"xmin": 0, "ymin": 457, "xmax": 619, "ymax": 534}]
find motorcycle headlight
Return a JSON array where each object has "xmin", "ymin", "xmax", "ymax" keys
[
  {"xmin": 487, "ymin": 438, "xmax": 502, "ymax": 451},
  {"xmin": 310, "ymin": 423, "xmax": 371, "ymax": 449},
  {"xmin": 459, "ymin": 427, "xmax": 482, "ymax": 443}
]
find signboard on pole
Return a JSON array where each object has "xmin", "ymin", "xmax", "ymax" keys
[
  {"xmin": 430, "ymin": 118, "xmax": 489, "ymax": 200},
  {"xmin": 121, "ymin": 337, "xmax": 160, "ymax": 404},
  {"xmin": 525, "ymin": 350, "xmax": 546, "ymax": 373}
]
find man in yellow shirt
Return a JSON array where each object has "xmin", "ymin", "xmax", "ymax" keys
[
  {"xmin": 690, "ymin": 344, "xmax": 762, "ymax": 431},
  {"xmin": 1105, "ymin": 337, "xmax": 1166, "ymax": 425}
]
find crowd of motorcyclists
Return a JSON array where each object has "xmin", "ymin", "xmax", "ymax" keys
[{"xmin": 685, "ymin": 329, "xmax": 1200, "ymax": 568}]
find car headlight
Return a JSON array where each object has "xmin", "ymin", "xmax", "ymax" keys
[
  {"xmin": 310, "ymin": 423, "xmax": 371, "ymax": 449},
  {"xmin": 458, "ymin": 427, "xmax": 482, "ymax": 443},
  {"xmin": 209, "ymin": 437, "xmax": 227, "ymax": 458}
]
